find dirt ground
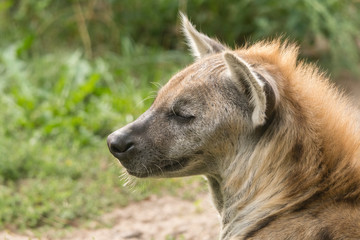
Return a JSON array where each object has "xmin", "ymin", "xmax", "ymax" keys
[{"xmin": 0, "ymin": 194, "xmax": 220, "ymax": 240}]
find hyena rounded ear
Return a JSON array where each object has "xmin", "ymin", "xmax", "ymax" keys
[
  {"xmin": 223, "ymin": 52, "xmax": 277, "ymax": 127},
  {"xmin": 180, "ymin": 12, "xmax": 227, "ymax": 59}
]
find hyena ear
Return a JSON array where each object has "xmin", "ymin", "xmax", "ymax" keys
[
  {"xmin": 223, "ymin": 52, "xmax": 276, "ymax": 127},
  {"xmin": 180, "ymin": 12, "xmax": 226, "ymax": 59}
]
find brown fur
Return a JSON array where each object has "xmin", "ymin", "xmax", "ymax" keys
[
  {"xmin": 223, "ymin": 40, "xmax": 360, "ymax": 240},
  {"xmin": 107, "ymin": 15, "xmax": 360, "ymax": 239}
]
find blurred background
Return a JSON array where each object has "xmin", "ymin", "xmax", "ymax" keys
[{"xmin": 0, "ymin": 0, "xmax": 359, "ymax": 239}]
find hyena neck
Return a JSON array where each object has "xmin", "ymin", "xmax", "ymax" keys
[
  {"xmin": 206, "ymin": 143, "xmax": 315, "ymax": 239},
  {"xmin": 207, "ymin": 118, "xmax": 360, "ymax": 239},
  {"xmin": 206, "ymin": 175, "xmax": 224, "ymax": 213}
]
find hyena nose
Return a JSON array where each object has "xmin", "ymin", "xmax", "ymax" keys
[{"xmin": 107, "ymin": 131, "xmax": 135, "ymax": 157}]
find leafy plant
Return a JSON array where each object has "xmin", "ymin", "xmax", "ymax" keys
[
  {"xmin": 1, "ymin": 0, "xmax": 359, "ymax": 74},
  {"xmin": 0, "ymin": 39, "xmax": 192, "ymax": 229}
]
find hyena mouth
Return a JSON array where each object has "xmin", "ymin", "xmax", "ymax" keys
[{"xmin": 127, "ymin": 158, "xmax": 189, "ymax": 178}]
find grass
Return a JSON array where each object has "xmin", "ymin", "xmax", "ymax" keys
[{"xmin": 0, "ymin": 40, "xmax": 206, "ymax": 232}]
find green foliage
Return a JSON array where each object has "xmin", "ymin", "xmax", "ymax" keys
[
  {"xmin": 0, "ymin": 39, "xmax": 192, "ymax": 229},
  {"xmin": 185, "ymin": 0, "xmax": 360, "ymax": 74},
  {"xmin": 1, "ymin": 0, "xmax": 359, "ymax": 74}
]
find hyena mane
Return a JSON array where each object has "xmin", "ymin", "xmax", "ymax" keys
[{"xmin": 222, "ymin": 39, "xmax": 360, "ymax": 239}]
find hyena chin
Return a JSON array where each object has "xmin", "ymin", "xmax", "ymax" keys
[{"xmin": 108, "ymin": 14, "xmax": 360, "ymax": 239}]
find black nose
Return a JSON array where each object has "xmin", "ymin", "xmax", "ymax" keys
[{"xmin": 107, "ymin": 132, "xmax": 135, "ymax": 156}]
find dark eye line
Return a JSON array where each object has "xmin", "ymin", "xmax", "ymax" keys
[
  {"xmin": 169, "ymin": 106, "xmax": 195, "ymax": 122},
  {"xmin": 173, "ymin": 111, "xmax": 195, "ymax": 119}
]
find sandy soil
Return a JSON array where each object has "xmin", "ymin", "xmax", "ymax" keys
[{"xmin": 0, "ymin": 195, "xmax": 220, "ymax": 240}]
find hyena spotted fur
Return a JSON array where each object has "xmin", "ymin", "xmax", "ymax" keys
[{"xmin": 107, "ymin": 14, "xmax": 360, "ymax": 239}]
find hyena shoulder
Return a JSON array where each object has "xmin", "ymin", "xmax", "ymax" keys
[{"xmin": 253, "ymin": 202, "xmax": 360, "ymax": 240}]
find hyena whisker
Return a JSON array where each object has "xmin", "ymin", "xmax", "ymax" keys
[
  {"xmin": 137, "ymin": 94, "xmax": 157, "ymax": 106},
  {"xmin": 108, "ymin": 161, "xmax": 118, "ymax": 168},
  {"xmin": 154, "ymin": 164, "xmax": 165, "ymax": 176},
  {"xmin": 119, "ymin": 171, "xmax": 128, "ymax": 179},
  {"xmin": 174, "ymin": 159, "xmax": 185, "ymax": 168},
  {"xmin": 171, "ymin": 105, "xmax": 176, "ymax": 115},
  {"xmin": 120, "ymin": 171, "xmax": 136, "ymax": 188},
  {"xmin": 141, "ymin": 163, "xmax": 151, "ymax": 176},
  {"xmin": 150, "ymin": 82, "xmax": 163, "ymax": 89}
]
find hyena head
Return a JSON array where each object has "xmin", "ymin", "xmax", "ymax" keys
[{"xmin": 107, "ymin": 14, "xmax": 277, "ymax": 178}]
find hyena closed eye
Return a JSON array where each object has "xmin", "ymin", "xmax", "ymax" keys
[{"xmin": 108, "ymin": 14, "xmax": 360, "ymax": 240}]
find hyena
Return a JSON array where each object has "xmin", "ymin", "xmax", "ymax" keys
[{"xmin": 107, "ymin": 14, "xmax": 360, "ymax": 239}]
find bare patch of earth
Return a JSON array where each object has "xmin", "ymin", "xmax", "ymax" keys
[{"xmin": 0, "ymin": 195, "xmax": 220, "ymax": 240}]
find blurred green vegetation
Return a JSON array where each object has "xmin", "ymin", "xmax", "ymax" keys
[
  {"xmin": 1, "ymin": 0, "xmax": 360, "ymax": 72},
  {"xmin": 0, "ymin": 38, "xmax": 196, "ymax": 230},
  {"xmin": 0, "ymin": 0, "xmax": 359, "ymax": 232}
]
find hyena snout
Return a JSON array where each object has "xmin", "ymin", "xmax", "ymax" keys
[
  {"xmin": 107, "ymin": 130, "xmax": 134, "ymax": 156},
  {"xmin": 107, "ymin": 107, "xmax": 209, "ymax": 178},
  {"xmin": 107, "ymin": 128, "xmax": 136, "ymax": 168}
]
